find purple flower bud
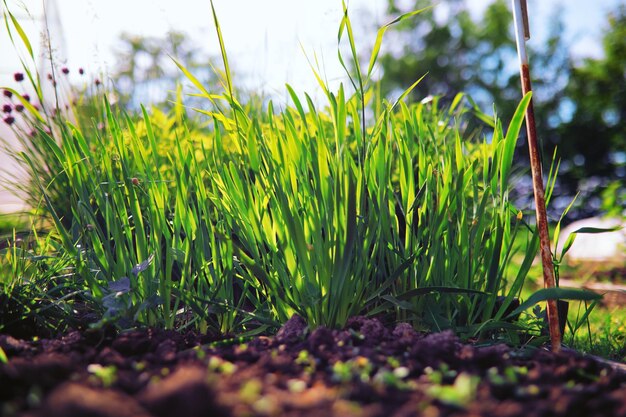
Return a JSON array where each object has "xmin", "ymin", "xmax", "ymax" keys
[
  {"xmin": 62, "ymin": 67, "xmax": 69, "ymax": 75},
  {"xmin": 94, "ymin": 79, "xmax": 101, "ymax": 86},
  {"xmin": 22, "ymin": 94, "xmax": 30, "ymax": 102},
  {"xmin": 2, "ymin": 104, "xmax": 12, "ymax": 113},
  {"xmin": 15, "ymin": 104, "xmax": 24, "ymax": 112},
  {"xmin": 3, "ymin": 115, "xmax": 15, "ymax": 125},
  {"xmin": 79, "ymin": 68, "xmax": 85, "ymax": 75},
  {"xmin": 14, "ymin": 72, "xmax": 24, "ymax": 82},
  {"xmin": 3, "ymin": 89, "xmax": 12, "ymax": 98}
]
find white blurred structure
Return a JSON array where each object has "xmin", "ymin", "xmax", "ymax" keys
[
  {"xmin": 557, "ymin": 217, "xmax": 626, "ymax": 263},
  {"xmin": 1, "ymin": 0, "xmax": 65, "ymax": 214}
]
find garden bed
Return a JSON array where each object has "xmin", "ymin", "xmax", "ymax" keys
[{"xmin": 2, "ymin": 316, "xmax": 625, "ymax": 417}]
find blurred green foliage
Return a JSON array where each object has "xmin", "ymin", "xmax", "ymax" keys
[
  {"xmin": 111, "ymin": 30, "xmax": 221, "ymax": 111},
  {"xmin": 379, "ymin": 0, "xmax": 626, "ymax": 218}
]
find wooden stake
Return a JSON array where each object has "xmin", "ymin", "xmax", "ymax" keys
[{"xmin": 511, "ymin": 0, "xmax": 562, "ymax": 352}]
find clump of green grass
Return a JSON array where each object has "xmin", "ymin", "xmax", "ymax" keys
[
  {"xmin": 0, "ymin": 1, "xmax": 532, "ymax": 335},
  {"xmin": 567, "ymin": 303, "xmax": 626, "ymax": 361},
  {"xmin": 1, "ymin": 1, "xmax": 599, "ymax": 340},
  {"xmin": 0, "ymin": 229, "xmax": 84, "ymax": 336}
]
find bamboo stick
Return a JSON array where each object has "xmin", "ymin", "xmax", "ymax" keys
[{"xmin": 511, "ymin": 0, "xmax": 562, "ymax": 352}]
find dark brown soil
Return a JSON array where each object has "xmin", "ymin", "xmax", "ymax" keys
[{"xmin": 1, "ymin": 316, "xmax": 625, "ymax": 417}]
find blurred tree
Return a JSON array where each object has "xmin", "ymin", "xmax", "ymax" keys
[
  {"xmin": 379, "ymin": 0, "xmax": 566, "ymax": 121},
  {"xmin": 554, "ymin": 5, "xmax": 626, "ymax": 200},
  {"xmin": 111, "ymin": 30, "xmax": 218, "ymax": 110},
  {"xmin": 378, "ymin": 0, "xmax": 625, "ymax": 218}
]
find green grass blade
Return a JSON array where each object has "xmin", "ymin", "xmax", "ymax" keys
[
  {"xmin": 4, "ymin": 5, "xmax": 34, "ymax": 59},
  {"xmin": 367, "ymin": 7, "xmax": 431, "ymax": 79},
  {"xmin": 506, "ymin": 288, "xmax": 603, "ymax": 319},
  {"xmin": 501, "ymin": 92, "xmax": 532, "ymax": 192}
]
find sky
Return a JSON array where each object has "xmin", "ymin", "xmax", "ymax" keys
[{"xmin": 1, "ymin": 0, "xmax": 622, "ymax": 102}]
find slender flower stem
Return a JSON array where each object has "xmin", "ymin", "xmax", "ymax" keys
[{"xmin": 511, "ymin": 0, "xmax": 562, "ymax": 352}]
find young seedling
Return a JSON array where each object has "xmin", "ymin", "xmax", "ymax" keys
[{"xmin": 511, "ymin": 0, "xmax": 561, "ymax": 352}]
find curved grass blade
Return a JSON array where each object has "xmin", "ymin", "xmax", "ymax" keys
[
  {"xmin": 3, "ymin": 4, "xmax": 34, "ymax": 59},
  {"xmin": 506, "ymin": 288, "xmax": 602, "ymax": 319},
  {"xmin": 367, "ymin": 6, "xmax": 432, "ymax": 80}
]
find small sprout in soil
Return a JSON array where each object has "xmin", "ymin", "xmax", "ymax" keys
[
  {"xmin": 332, "ymin": 357, "xmax": 374, "ymax": 384},
  {"xmin": 239, "ymin": 378, "xmax": 263, "ymax": 404},
  {"xmin": 332, "ymin": 361, "xmax": 352, "ymax": 383},
  {"xmin": 235, "ymin": 343, "xmax": 248, "ymax": 354},
  {"xmin": 87, "ymin": 364, "xmax": 117, "ymax": 388},
  {"xmin": 427, "ymin": 372, "xmax": 479, "ymax": 408},
  {"xmin": 373, "ymin": 367, "xmax": 412, "ymax": 390},
  {"xmin": 208, "ymin": 356, "xmax": 237, "ymax": 375},
  {"xmin": 295, "ymin": 350, "xmax": 316, "ymax": 374},
  {"xmin": 193, "ymin": 346, "xmax": 207, "ymax": 360},
  {"xmin": 424, "ymin": 364, "xmax": 458, "ymax": 385},
  {"xmin": 132, "ymin": 361, "xmax": 147, "ymax": 372},
  {"xmin": 520, "ymin": 384, "xmax": 541, "ymax": 396},
  {"xmin": 387, "ymin": 356, "xmax": 401, "ymax": 368}
]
